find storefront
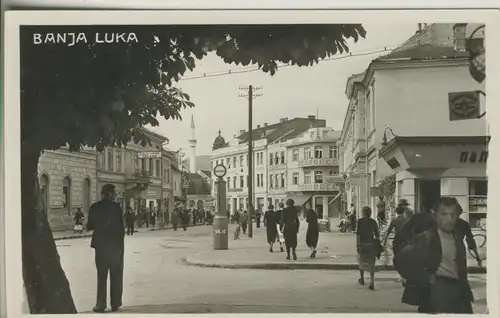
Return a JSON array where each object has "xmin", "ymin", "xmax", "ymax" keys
[{"xmin": 379, "ymin": 136, "xmax": 489, "ymax": 228}]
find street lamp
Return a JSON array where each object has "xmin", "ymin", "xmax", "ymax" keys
[
  {"xmin": 467, "ymin": 25, "xmax": 485, "ymax": 84},
  {"xmin": 381, "ymin": 127, "xmax": 396, "ymax": 147}
]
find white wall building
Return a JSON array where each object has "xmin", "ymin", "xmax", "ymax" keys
[
  {"xmin": 211, "ymin": 116, "xmax": 342, "ymax": 220},
  {"xmin": 339, "ymin": 23, "xmax": 487, "ymax": 227}
]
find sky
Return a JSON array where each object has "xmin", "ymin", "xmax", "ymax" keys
[{"xmin": 148, "ymin": 22, "xmax": 419, "ymax": 156}]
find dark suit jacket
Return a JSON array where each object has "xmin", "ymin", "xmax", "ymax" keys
[
  {"xmin": 394, "ymin": 226, "xmax": 473, "ymax": 306},
  {"xmin": 87, "ymin": 198, "xmax": 125, "ymax": 250}
]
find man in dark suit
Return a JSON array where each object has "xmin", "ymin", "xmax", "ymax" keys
[{"xmin": 87, "ymin": 184, "xmax": 125, "ymax": 313}]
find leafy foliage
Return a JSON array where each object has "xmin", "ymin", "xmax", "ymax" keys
[{"xmin": 21, "ymin": 24, "xmax": 366, "ymax": 152}]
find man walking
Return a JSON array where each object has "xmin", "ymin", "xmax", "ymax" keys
[
  {"xmin": 255, "ymin": 209, "xmax": 262, "ymax": 228},
  {"xmin": 395, "ymin": 197, "xmax": 474, "ymax": 313},
  {"xmin": 87, "ymin": 184, "xmax": 125, "ymax": 313}
]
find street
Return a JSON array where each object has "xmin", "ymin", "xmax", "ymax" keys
[{"xmin": 54, "ymin": 225, "xmax": 487, "ymax": 314}]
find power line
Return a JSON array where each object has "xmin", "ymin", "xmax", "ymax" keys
[{"xmin": 178, "ymin": 46, "xmax": 397, "ymax": 81}]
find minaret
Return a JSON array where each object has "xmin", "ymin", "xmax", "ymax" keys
[{"xmin": 188, "ymin": 114, "xmax": 197, "ymax": 173}]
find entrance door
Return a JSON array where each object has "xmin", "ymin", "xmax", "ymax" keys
[{"xmin": 417, "ymin": 179, "xmax": 441, "ymax": 212}]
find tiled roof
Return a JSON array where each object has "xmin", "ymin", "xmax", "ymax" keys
[
  {"xmin": 375, "ymin": 23, "xmax": 483, "ymax": 62},
  {"xmin": 237, "ymin": 118, "xmax": 327, "ymax": 144}
]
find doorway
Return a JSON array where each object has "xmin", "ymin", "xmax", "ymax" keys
[{"xmin": 417, "ymin": 179, "xmax": 441, "ymax": 212}]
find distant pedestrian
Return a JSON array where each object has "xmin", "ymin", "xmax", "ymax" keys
[
  {"xmin": 143, "ymin": 210, "xmax": 149, "ymax": 228},
  {"xmin": 350, "ymin": 204, "xmax": 357, "ymax": 232},
  {"xmin": 281, "ymin": 199, "xmax": 300, "ymax": 261},
  {"xmin": 73, "ymin": 208, "xmax": 85, "ymax": 233},
  {"xmin": 234, "ymin": 209, "xmax": 241, "ymax": 224},
  {"xmin": 87, "ymin": 184, "xmax": 125, "ymax": 313},
  {"xmin": 395, "ymin": 197, "xmax": 474, "ymax": 314},
  {"xmin": 124, "ymin": 206, "xmax": 135, "ymax": 236},
  {"xmin": 356, "ymin": 206, "xmax": 380, "ymax": 290},
  {"xmin": 192, "ymin": 209, "xmax": 197, "ymax": 225},
  {"xmin": 150, "ymin": 210, "xmax": 157, "ymax": 227},
  {"xmin": 181, "ymin": 209, "xmax": 188, "ymax": 231},
  {"xmin": 240, "ymin": 210, "xmax": 249, "ymax": 234},
  {"xmin": 226, "ymin": 210, "xmax": 230, "ymax": 221},
  {"xmin": 305, "ymin": 202, "xmax": 319, "ymax": 259},
  {"xmin": 382, "ymin": 205, "xmax": 409, "ymax": 285},
  {"xmin": 255, "ymin": 210, "xmax": 262, "ymax": 228},
  {"xmin": 264, "ymin": 205, "xmax": 284, "ymax": 253}
]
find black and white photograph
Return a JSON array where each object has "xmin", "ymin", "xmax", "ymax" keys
[{"xmin": 2, "ymin": 8, "xmax": 499, "ymax": 316}]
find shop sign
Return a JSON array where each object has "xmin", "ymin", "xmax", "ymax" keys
[
  {"xmin": 298, "ymin": 183, "xmax": 340, "ymax": 191},
  {"xmin": 448, "ymin": 91, "xmax": 481, "ymax": 121},
  {"xmin": 459, "ymin": 150, "xmax": 488, "ymax": 163},
  {"xmin": 298, "ymin": 158, "xmax": 338, "ymax": 167},
  {"xmin": 137, "ymin": 151, "xmax": 162, "ymax": 159},
  {"xmin": 469, "ymin": 197, "xmax": 487, "ymax": 205}
]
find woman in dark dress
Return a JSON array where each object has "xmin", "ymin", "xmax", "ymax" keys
[
  {"xmin": 264, "ymin": 205, "xmax": 284, "ymax": 253},
  {"xmin": 281, "ymin": 199, "xmax": 300, "ymax": 261},
  {"xmin": 304, "ymin": 202, "xmax": 319, "ymax": 258},
  {"xmin": 356, "ymin": 206, "xmax": 380, "ymax": 290}
]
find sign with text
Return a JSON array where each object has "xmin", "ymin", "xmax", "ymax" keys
[
  {"xmin": 459, "ymin": 150, "xmax": 488, "ymax": 164},
  {"xmin": 137, "ymin": 151, "xmax": 162, "ymax": 159},
  {"xmin": 298, "ymin": 183, "xmax": 340, "ymax": 192},
  {"xmin": 298, "ymin": 158, "xmax": 338, "ymax": 167}
]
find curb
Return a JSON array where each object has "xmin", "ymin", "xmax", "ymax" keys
[
  {"xmin": 54, "ymin": 223, "xmax": 207, "ymax": 241},
  {"xmin": 183, "ymin": 256, "xmax": 487, "ymax": 274}
]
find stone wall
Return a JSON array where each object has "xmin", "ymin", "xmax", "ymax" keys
[{"xmin": 38, "ymin": 148, "xmax": 97, "ymax": 231}]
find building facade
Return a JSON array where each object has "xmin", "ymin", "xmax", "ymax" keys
[
  {"xmin": 39, "ymin": 128, "xmax": 176, "ymax": 230},
  {"xmin": 339, "ymin": 23, "xmax": 487, "ymax": 227},
  {"xmin": 211, "ymin": 116, "xmax": 342, "ymax": 220},
  {"xmin": 38, "ymin": 147, "xmax": 98, "ymax": 231}
]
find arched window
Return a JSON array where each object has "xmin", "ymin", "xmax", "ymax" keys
[
  {"xmin": 40, "ymin": 174, "xmax": 50, "ymax": 213},
  {"xmin": 63, "ymin": 176, "xmax": 72, "ymax": 215},
  {"xmin": 83, "ymin": 178, "xmax": 91, "ymax": 214}
]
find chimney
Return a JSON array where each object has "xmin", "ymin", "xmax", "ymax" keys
[
  {"xmin": 239, "ymin": 129, "xmax": 245, "ymax": 135},
  {"xmin": 453, "ymin": 23, "xmax": 468, "ymax": 52},
  {"xmin": 308, "ymin": 115, "xmax": 316, "ymax": 120},
  {"xmin": 264, "ymin": 123, "xmax": 268, "ymax": 127},
  {"xmin": 279, "ymin": 118, "xmax": 285, "ymax": 123},
  {"xmin": 257, "ymin": 125, "xmax": 261, "ymax": 129}
]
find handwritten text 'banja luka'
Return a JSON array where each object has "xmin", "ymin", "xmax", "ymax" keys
[{"xmin": 33, "ymin": 33, "xmax": 139, "ymax": 46}]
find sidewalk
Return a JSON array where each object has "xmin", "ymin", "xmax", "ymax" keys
[
  {"xmin": 185, "ymin": 221, "xmax": 487, "ymax": 273},
  {"xmin": 53, "ymin": 223, "xmax": 205, "ymax": 241}
]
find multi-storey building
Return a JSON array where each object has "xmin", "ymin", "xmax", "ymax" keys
[
  {"xmin": 286, "ymin": 127, "xmax": 342, "ymax": 219},
  {"xmin": 211, "ymin": 116, "xmax": 342, "ymax": 220},
  {"xmin": 39, "ymin": 127, "xmax": 176, "ymax": 230},
  {"xmin": 339, "ymin": 23, "xmax": 487, "ymax": 227}
]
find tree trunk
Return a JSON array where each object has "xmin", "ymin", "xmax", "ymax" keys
[{"xmin": 21, "ymin": 146, "xmax": 77, "ymax": 314}]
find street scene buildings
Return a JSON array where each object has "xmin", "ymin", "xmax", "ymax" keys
[{"xmin": 16, "ymin": 20, "xmax": 490, "ymax": 315}]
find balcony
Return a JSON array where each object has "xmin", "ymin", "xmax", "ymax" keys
[
  {"xmin": 228, "ymin": 188, "xmax": 243, "ymax": 193},
  {"xmin": 298, "ymin": 158, "xmax": 339, "ymax": 168},
  {"xmin": 129, "ymin": 170, "xmax": 152, "ymax": 184},
  {"xmin": 288, "ymin": 182, "xmax": 340, "ymax": 193}
]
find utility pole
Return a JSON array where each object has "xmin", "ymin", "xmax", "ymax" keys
[{"xmin": 239, "ymin": 85, "xmax": 263, "ymax": 238}]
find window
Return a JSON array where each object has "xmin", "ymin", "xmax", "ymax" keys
[
  {"xmin": 292, "ymin": 173, "xmax": 299, "ymax": 185},
  {"xmin": 240, "ymin": 176, "xmax": 244, "ymax": 188},
  {"xmin": 98, "ymin": 151, "xmax": 106, "ymax": 170},
  {"xmin": 323, "ymin": 130, "xmax": 329, "ymax": 138},
  {"xmin": 227, "ymin": 177, "xmax": 231, "ymax": 189},
  {"xmin": 269, "ymin": 153, "xmax": 274, "ymax": 165},
  {"xmin": 269, "ymin": 175, "xmax": 274, "ymax": 188},
  {"xmin": 233, "ymin": 176, "xmax": 237, "ymax": 188},
  {"xmin": 62, "ymin": 176, "xmax": 71, "ymax": 214},
  {"xmin": 257, "ymin": 174, "xmax": 260, "ymax": 187},
  {"xmin": 304, "ymin": 147, "xmax": 312, "ymax": 159},
  {"xmin": 40, "ymin": 175, "xmax": 49, "ymax": 211},
  {"xmin": 116, "ymin": 151, "xmax": 122, "ymax": 172},
  {"xmin": 281, "ymin": 173, "xmax": 285, "ymax": 188},
  {"xmin": 314, "ymin": 146, "xmax": 323, "ymax": 159},
  {"xmin": 141, "ymin": 159, "xmax": 147, "ymax": 172},
  {"xmin": 469, "ymin": 180, "xmax": 487, "ymax": 228},
  {"xmin": 156, "ymin": 160, "xmax": 161, "ymax": 177},
  {"xmin": 240, "ymin": 156, "xmax": 244, "ymax": 167},
  {"xmin": 260, "ymin": 174, "xmax": 264, "ymax": 187},
  {"xmin": 149, "ymin": 159, "xmax": 154, "ymax": 175},
  {"xmin": 275, "ymin": 175, "xmax": 279, "ymax": 188},
  {"xmin": 292, "ymin": 149, "xmax": 299, "ymax": 162},
  {"xmin": 304, "ymin": 171, "xmax": 312, "ymax": 184},
  {"xmin": 167, "ymin": 169, "xmax": 171, "ymax": 183},
  {"xmin": 281, "ymin": 151, "xmax": 285, "ymax": 164},
  {"xmin": 107, "ymin": 149, "xmax": 114, "ymax": 171},
  {"xmin": 260, "ymin": 152, "xmax": 264, "ymax": 165},
  {"xmin": 134, "ymin": 156, "xmax": 139, "ymax": 170},
  {"xmin": 226, "ymin": 158, "xmax": 231, "ymax": 168},
  {"xmin": 329, "ymin": 145, "xmax": 338, "ymax": 159},
  {"xmin": 233, "ymin": 157, "xmax": 237, "ymax": 168},
  {"xmin": 275, "ymin": 153, "xmax": 279, "ymax": 165},
  {"xmin": 315, "ymin": 171, "xmax": 323, "ymax": 184},
  {"xmin": 216, "ymin": 160, "xmax": 219, "ymax": 166}
]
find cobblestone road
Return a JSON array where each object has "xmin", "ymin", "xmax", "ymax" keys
[{"xmin": 53, "ymin": 225, "xmax": 488, "ymax": 314}]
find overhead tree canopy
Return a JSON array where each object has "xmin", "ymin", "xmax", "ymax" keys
[{"xmin": 20, "ymin": 24, "xmax": 366, "ymax": 314}]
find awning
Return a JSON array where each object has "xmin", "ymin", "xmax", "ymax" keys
[
  {"xmin": 287, "ymin": 195, "xmax": 313, "ymax": 207},
  {"xmin": 328, "ymin": 192, "xmax": 342, "ymax": 204}
]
